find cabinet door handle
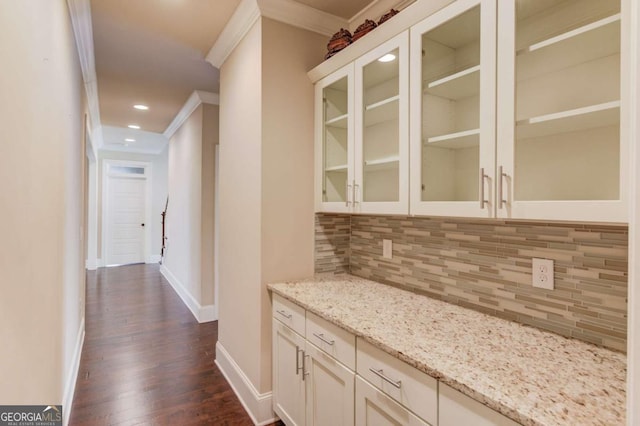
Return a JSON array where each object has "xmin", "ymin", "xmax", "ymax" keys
[
  {"xmin": 302, "ymin": 353, "xmax": 309, "ymax": 381},
  {"xmin": 479, "ymin": 167, "xmax": 489, "ymax": 209},
  {"xmin": 346, "ymin": 181, "xmax": 352, "ymax": 207},
  {"xmin": 276, "ymin": 310, "xmax": 292, "ymax": 319},
  {"xmin": 498, "ymin": 166, "xmax": 508, "ymax": 209},
  {"xmin": 353, "ymin": 181, "xmax": 359, "ymax": 204},
  {"xmin": 369, "ymin": 368, "xmax": 402, "ymax": 389},
  {"xmin": 295, "ymin": 346, "xmax": 303, "ymax": 375},
  {"xmin": 312, "ymin": 332, "xmax": 335, "ymax": 346}
]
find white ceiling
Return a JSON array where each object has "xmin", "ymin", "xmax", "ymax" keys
[{"xmin": 89, "ymin": 0, "xmax": 378, "ymax": 154}]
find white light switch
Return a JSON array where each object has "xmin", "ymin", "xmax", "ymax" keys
[
  {"xmin": 532, "ymin": 258, "xmax": 554, "ymax": 290},
  {"xmin": 383, "ymin": 239, "xmax": 392, "ymax": 259}
]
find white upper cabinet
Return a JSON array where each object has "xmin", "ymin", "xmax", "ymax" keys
[
  {"xmin": 315, "ymin": 33, "xmax": 409, "ymax": 215},
  {"xmin": 313, "ymin": 0, "xmax": 628, "ymax": 222},
  {"xmin": 354, "ymin": 32, "xmax": 410, "ymax": 214},
  {"xmin": 315, "ymin": 65, "xmax": 354, "ymax": 213},
  {"xmin": 496, "ymin": 0, "xmax": 627, "ymax": 222},
  {"xmin": 410, "ymin": 0, "xmax": 497, "ymax": 217}
]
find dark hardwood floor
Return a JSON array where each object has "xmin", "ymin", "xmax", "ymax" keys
[{"xmin": 70, "ymin": 263, "xmax": 283, "ymax": 426}]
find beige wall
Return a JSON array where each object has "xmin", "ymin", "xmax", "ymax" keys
[
  {"xmin": 260, "ymin": 18, "xmax": 325, "ymax": 388},
  {"xmin": 0, "ymin": 0, "xmax": 85, "ymax": 404},
  {"xmin": 219, "ymin": 20, "xmax": 264, "ymax": 389},
  {"xmin": 164, "ymin": 104, "xmax": 217, "ymax": 307},
  {"xmin": 166, "ymin": 106, "xmax": 204, "ymax": 301},
  {"xmin": 201, "ymin": 104, "xmax": 219, "ymax": 305},
  {"xmin": 218, "ymin": 17, "xmax": 325, "ymax": 394}
]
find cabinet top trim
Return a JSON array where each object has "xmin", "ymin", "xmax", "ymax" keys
[{"xmin": 308, "ymin": 0, "xmax": 455, "ymax": 83}]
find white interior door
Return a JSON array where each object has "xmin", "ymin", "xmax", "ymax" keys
[{"xmin": 106, "ymin": 175, "xmax": 146, "ymax": 266}]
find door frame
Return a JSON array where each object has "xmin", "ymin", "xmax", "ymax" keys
[{"xmin": 102, "ymin": 159, "xmax": 153, "ymax": 266}]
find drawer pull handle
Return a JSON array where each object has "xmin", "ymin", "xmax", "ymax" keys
[
  {"xmin": 312, "ymin": 332, "xmax": 335, "ymax": 345},
  {"xmin": 295, "ymin": 346, "xmax": 303, "ymax": 375},
  {"xmin": 303, "ymin": 354, "xmax": 309, "ymax": 380},
  {"xmin": 369, "ymin": 368, "xmax": 402, "ymax": 389},
  {"xmin": 276, "ymin": 310, "xmax": 292, "ymax": 319}
]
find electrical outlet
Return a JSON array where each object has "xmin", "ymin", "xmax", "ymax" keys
[
  {"xmin": 532, "ymin": 258, "xmax": 554, "ymax": 290},
  {"xmin": 382, "ymin": 239, "xmax": 392, "ymax": 259}
]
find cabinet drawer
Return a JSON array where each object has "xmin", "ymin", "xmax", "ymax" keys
[
  {"xmin": 272, "ymin": 294, "xmax": 305, "ymax": 336},
  {"xmin": 306, "ymin": 312, "xmax": 356, "ymax": 370},
  {"xmin": 355, "ymin": 376, "xmax": 430, "ymax": 426},
  {"xmin": 356, "ymin": 338, "xmax": 437, "ymax": 425},
  {"xmin": 439, "ymin": 383, "xmax": 520, "ymax": 426}
]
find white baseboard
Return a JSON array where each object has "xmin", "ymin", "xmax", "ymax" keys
[
  {"xmin": 97, "ymin": 258, "xmax": 104, "ymax": 268},
  {"xmin": 199, "ymin": 304, "xmax": 217, "ymax": 323},
  {"xmin": 146, "ymin": 254, "xmax": 161, "ymax": 264},
  {"xmin": 85, "ymin": 258, "xmax": 97, "ymax": 270},
  {"xmin": 160, "ymin": 265, "xmax": 217, "ymax": 323},
  {"xmin": 215, "ymin": 342, "xmax": 276, "ymax": 426},
  {"xmin": 63, "ymin": 319, "xmax": 85, "ymax": 426}
]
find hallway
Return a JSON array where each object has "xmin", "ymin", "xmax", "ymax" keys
[{"xmin": 69, "ymin": 264, "xmax": 262, "ymax": 425}]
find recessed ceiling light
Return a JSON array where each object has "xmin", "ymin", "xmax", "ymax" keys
[
  {"xmin": 378, "ymin": 53, "xmax": 396, "ymax": 63},
  {"xmin": 128, "ymin": 124, "xmax": 140, "ymax": 129},
  {"xmin": 134, "ymin": 104, "xmax": 149, "ymax": 110},
  {"xmin": 125, "ymin": 138, "xmax": 135, "ymax": 142}
]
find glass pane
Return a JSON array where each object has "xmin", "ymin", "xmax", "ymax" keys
[
  {"xmin": 362, "ymin": 48, "xmax": 400, "ymax": 202},
  {"xmin": 323, "ymin": 77, "xmax": 349, "ymax": 203},
  {"xmin": 110, "ymin": 165, "xmax": 145, "ymax": 175},
  {"xmin": 420, "ymin": 6, "xmax": 481, "ymax": 202},
  {"xmin": 514, "ymin": 0, "xmax": 620, "ymax": 201}
]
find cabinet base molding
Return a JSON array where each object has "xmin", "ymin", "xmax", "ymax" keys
[{"xmin": 215, "ymin": 342, "xmax": 277, "ymax": 426}]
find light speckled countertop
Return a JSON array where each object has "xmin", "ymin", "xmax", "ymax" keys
[{"xmin": 268, "ymin": 274, "xmax": 626, "ymax": 426}]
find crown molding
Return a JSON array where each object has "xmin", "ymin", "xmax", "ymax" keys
[
  {"xmin": 206, "ymin": 0, "xmax": 348, "ymax": 69},
  {"xmin": 67, "ymin": 0, "xmax": 103, "ymax": 151},
  {"xmin": 164, "ymin": 91, "xmax": 220, "ymax": 139},
  {"xmin": 206, "ymin": 0, "xmax": 262, "ymax": 69}
]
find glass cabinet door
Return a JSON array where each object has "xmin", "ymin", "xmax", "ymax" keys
[
  {"xmin": 410, "ymin": 0, "xmax": 496, "ymax": 217},
  {"xmin": 355, "ymin": 32, "xmax": 409, "ymax": 214},
  {"xmin": 316, "ymin": 65, "xmax": 354, "ymax": 213},
  {"xmin": 496, "ymin": 0, "xmax": 626, "ymax": 222}
]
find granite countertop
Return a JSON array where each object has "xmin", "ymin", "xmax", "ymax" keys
[{"xmin": 268, "ymin": 274, "xmax": 626, "ymax": 426}]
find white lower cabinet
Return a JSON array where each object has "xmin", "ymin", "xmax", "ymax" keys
[
  {"xmin": 273, "ymin": 294, "xmax": 521, "ymax": 426},
  {"xmin": 305, "ymin": 343, "xmax": 355, "ymax": 425},
  {"xmin": 273, "ymin": 319, "xmax": 306, "ymax": 426},
  {"xmin": 272, "ymin": 294, "xmax": 355, "ymax": 426},
  {"xmin": 439, "ymin": 383, "xmax": 519, "ymax": 426},
  {"xmin": 355, "ymin": 376, "xmax": 430, "ymax": 426}
]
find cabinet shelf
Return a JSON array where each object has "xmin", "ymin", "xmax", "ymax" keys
[
  {"xmin": 366, "ymin": 95, "xmax": 400, "ymax": 111},
  {"xmin": 364, "ymin": 95, "xmax": 399, "ymax": 126},
  {"xmin": 364, "ymin": 156, "xmax": 399, "ymax": 171},
  {"xmin": 325, "ymin": 164, "xmax": 348, "ymax": 172},
  {"xmin": 519, "ymin": 14, "xmax": 620, "ymax": 55},
  {"xmin": 517, "ymin": 14, "xmax": 621, "ymax": 81},
  {"xmin": 425, "ymin": 128, "xmax": 480, "ymax": 149},
  {"xmin": 516, "ymin": 101, "xmax": 620, "ymax": 140},
  {"xmin": 325, "ymin": 113, "xmax": 348, "ymax": 128},
  {"xmin": 425, "ymin": 65, "xmax": 480, "ymax": 100}
]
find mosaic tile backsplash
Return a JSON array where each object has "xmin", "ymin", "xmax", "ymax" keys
[
  {"xmin": 315, "ymin": 214, "xmax": 350, "ymax": 274},
  {"xmin": 315, "ymin": 213, "xmax": 628, "ymax": 352}
]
